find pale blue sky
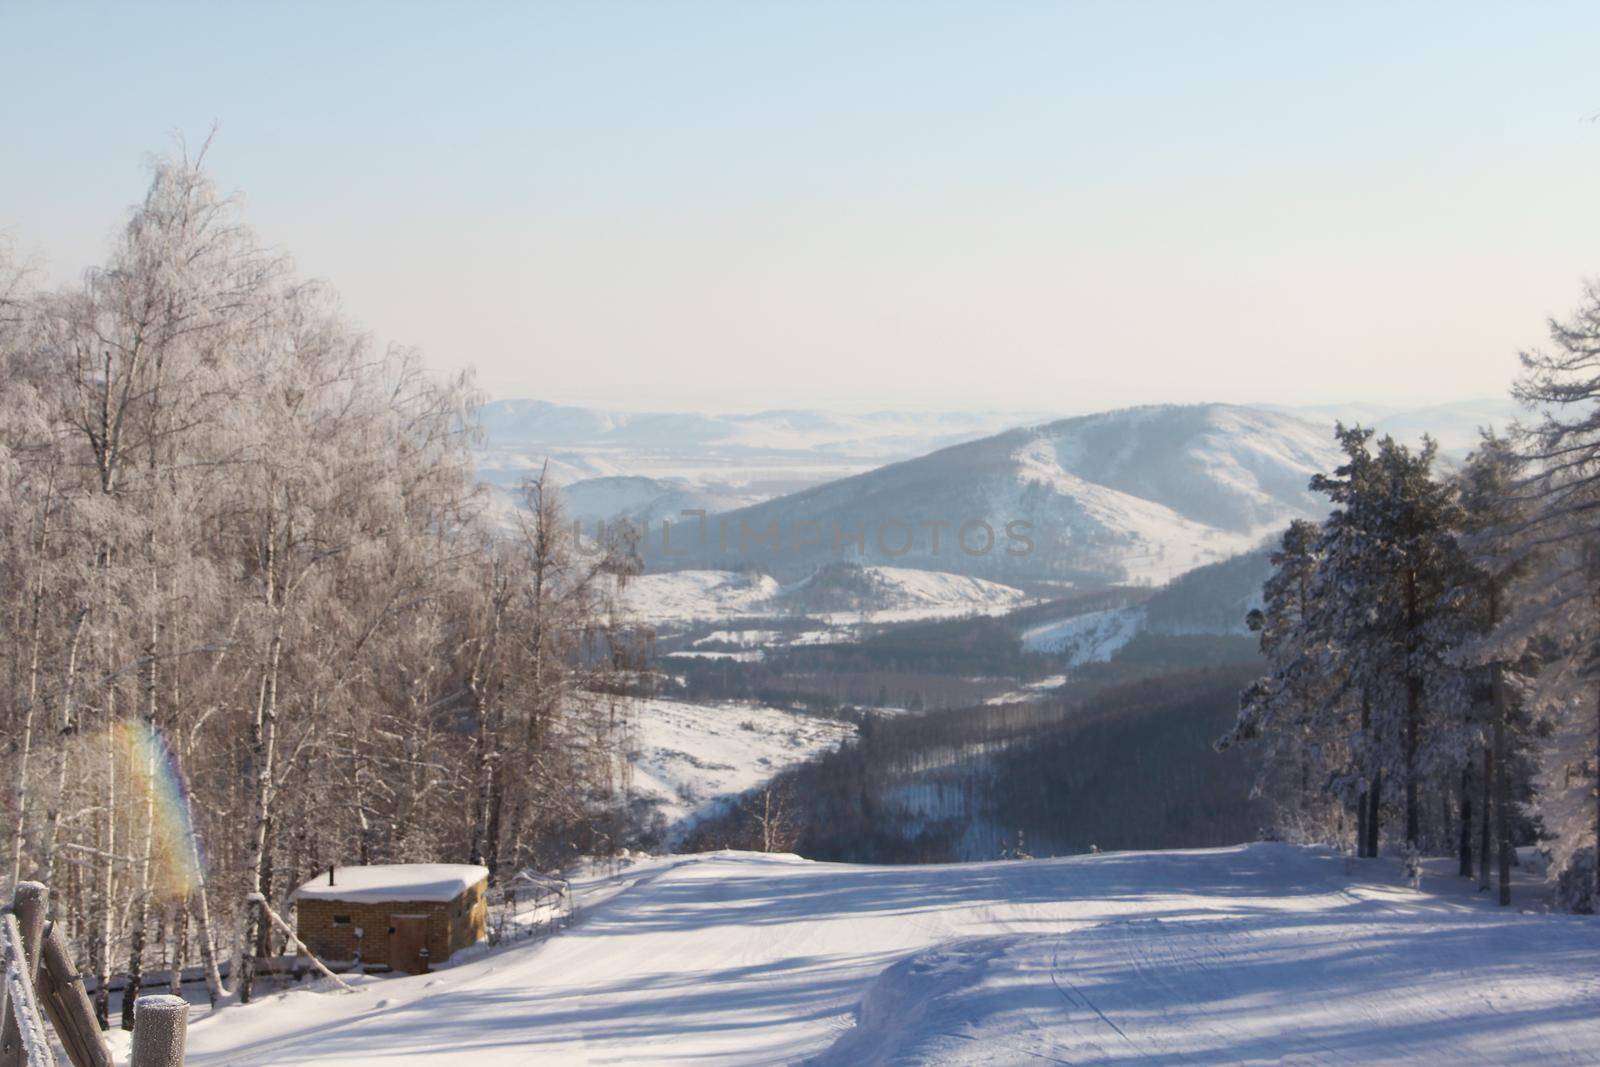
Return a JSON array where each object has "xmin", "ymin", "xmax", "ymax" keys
[{"xmin": 3, "ymin": 2, "xmax": 1598, "ymax": 411}]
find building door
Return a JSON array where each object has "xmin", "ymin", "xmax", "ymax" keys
[{"xmin": 389, "ymin": 914, "xmax": 431, "ymax": 974}]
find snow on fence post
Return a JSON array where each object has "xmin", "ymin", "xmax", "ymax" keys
[
  {"xmin": 129, "ymin": 994, "xmax": 188, "ymax": 1067},
  {"xmin": 0, "ymin": 911, "xmax": 52, "ymax": 1067},
  {"xmin": 38, "ymin": 921, "xmax": 113, "ymax": 1067}
]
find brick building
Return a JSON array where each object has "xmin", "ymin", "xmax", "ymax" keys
[{"xmin": 290, "ymin": 864, "xmax": 489, "ymax": 974}]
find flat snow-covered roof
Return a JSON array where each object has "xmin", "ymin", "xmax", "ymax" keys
[{"xmin": 290, "ymin": 864, "xmax": 488, "ymax": 904}]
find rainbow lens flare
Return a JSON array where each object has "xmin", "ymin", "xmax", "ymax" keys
[{"xmin": 117, "ymin": 719, "xmax": 205, "ymax": 901}]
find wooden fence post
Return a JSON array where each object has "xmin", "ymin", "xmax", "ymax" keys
[
  {"xmin": 0, "ymin": 912, "xmax": 52, "ymax": 1067},
  {"xmin": 129, "ymin": 995, "xmax": 187, "ymax": 1067},
  {"xmin": 0, "ymin": 883, "xmax": 48, "ymax": 1067},
  {"xmin": 38, "ymin": 922, "xmax": 112, "ymax": 1067}
]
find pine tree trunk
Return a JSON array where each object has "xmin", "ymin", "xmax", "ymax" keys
[
  {"xmin": 1478, "ymin": 744, "xmax": 1492, "ymax": 891},
  {"xmin": 1405, "ymin": 674, "xmax": 1422, "ymax": 850},
  {"xmin": 1458, "ymin": 762, "xmax": 1473, "ymax": 878},
  {"xmin": 1403, "ymin": 572, "xmax": 1422, "ymax": 851},
  {"xmin": 1493, "ymin": 663, "xmax": 1511, "ymax": 907},
  {"xmin": 1357, "ymin": 692, "xmax": 1372, "ymax": 858},
  {"xmin": 1365, "ymin": 768, "xmax": 1382, "ymax": 857}
]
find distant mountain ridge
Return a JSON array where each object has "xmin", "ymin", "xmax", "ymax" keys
[
  {"xmin": 473, "ymin": 397, "xmax": 1522, "ymax": 582},
  {"xmin": 641, "ymin": 403, "xmax": 1342, "ymax": 584},
  {"xmin": 1275, "ymin": 397, "xmax": 1524, "ymax": 455},
  {"xmin": 476, "ymin": 398, "xmax": 1050, "ymax": 456}
]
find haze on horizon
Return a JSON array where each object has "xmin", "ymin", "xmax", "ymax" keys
[{"xmin": 3, "ymin": 1, "xmax": 1598, "ymax": 414}]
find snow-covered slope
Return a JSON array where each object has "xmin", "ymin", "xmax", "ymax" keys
[
  {"xmin": 626, "ymin": 698, "xmax": 856, "ymax": 846},
  {"xmin": 622, "ymin": 570, "xmax": 784, "ymax": 623},
  {"xmin": 655, "ymin": 404, "xmax": 1341, "ymax": 584},
  {"xmin": 623, "ymin": 564, "xmax": 1028, "ymax": 626},
  {"xmin": 1022, "ymin": 605, "xmax": 1146, "ymax": 662},
  {"xmin": 179, "ymin": 844, "xmax": 1600, "ymax": 1066},
  {"xmin": 1020, "ymin": 547, "xmax": 1272, "ymax": 665}
]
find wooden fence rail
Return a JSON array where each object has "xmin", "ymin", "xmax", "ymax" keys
[{"xmin": 0, "ymin": 881, "xmax": 154, "ymax": 1067}]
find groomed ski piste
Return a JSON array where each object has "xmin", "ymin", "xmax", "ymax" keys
[{"xmin": 176, "ymin": 844, "xmax": 1599, "ymax": 1066}]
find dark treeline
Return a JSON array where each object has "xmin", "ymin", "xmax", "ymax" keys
[
  {"xmin": 663, "ymin": 588, "xmax": 1154, "ymax": 711},
  {"xmin": 669, "ymin": 656, "xmax": 1002, "ymax": 713},
  {"xmin": 688, "ymin": 661, "xmax": 1266, "ymax": 864}
]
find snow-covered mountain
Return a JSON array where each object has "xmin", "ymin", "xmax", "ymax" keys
[
  {"xmin": 648, "ymin": 404, "xmax": 1342, "ymax": 584},
  {"xmin": 475, "ymin": 398, "xmax": 1518, "ymax": 544},
  {"xmin": 623, "ymin": 563, "xmax": 1029, "ymax": 626},
  {"xmin": 471, "ymin": 400, "xmax": 1053, "ymax": 527}
]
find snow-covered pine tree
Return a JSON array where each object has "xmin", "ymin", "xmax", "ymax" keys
[
  {"xmin": 1449, "ymin": 432, "xmax": 1537, "ymax": 904},
  {"xmin": 1321, "ymin": 432, "xmax": 1463, "ymax": 853},
  {"xmin": 1510, "ymin": 280, "xmax": 1600, "ymax": 908},
  {"xmin": 1220, "ymin": 519, "xmax": 1352, "ymax": 844},
  {"xmin": 1232, "ymin": 426, "xmax": 1467, "ymax": 856}
]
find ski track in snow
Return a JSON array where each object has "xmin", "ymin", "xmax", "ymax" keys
[{"xmin": 181, "ymin": 844, "xmax": 1600, "ymax": 1066}]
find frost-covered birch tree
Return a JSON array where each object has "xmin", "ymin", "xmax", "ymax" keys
[{"xmin": 0, "ymin": 147, "xmax": 643, "ymax": 1022}]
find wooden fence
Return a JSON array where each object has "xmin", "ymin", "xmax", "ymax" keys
[{"xmin": 0, "ymin": 882, "xmax": 187, "ymax": 1067}]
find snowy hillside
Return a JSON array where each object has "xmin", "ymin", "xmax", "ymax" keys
[
  {"xmin": 178, "ymin": 844, "xmax": 1600, "ymax": 1065},
  {"xmin": 625, "ymin": 698, "xmax": 856, "ymax": 846},
  {"xmin": 1020, "ymin": 548, "xmax": 1272, "ymax": 666},
  {"xmin": 623, "ymin": 564, "xmax": 1029, "ymax": 626},
  {"xmin": 654, "ymin": 404, "xmax": 1342, "ymax": 584},
  {"xmin": 1022, "ymin": 604, "xmax": 1147, "ymax": 661}
]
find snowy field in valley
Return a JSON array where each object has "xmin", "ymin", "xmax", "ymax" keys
[
  {"xmin": 625, "ymin": 698, "xmax": 856, "ymax": 844},
  {"xmin": 177, "ymin": 844, "xmax": 1600, "ymax": 1066}
]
